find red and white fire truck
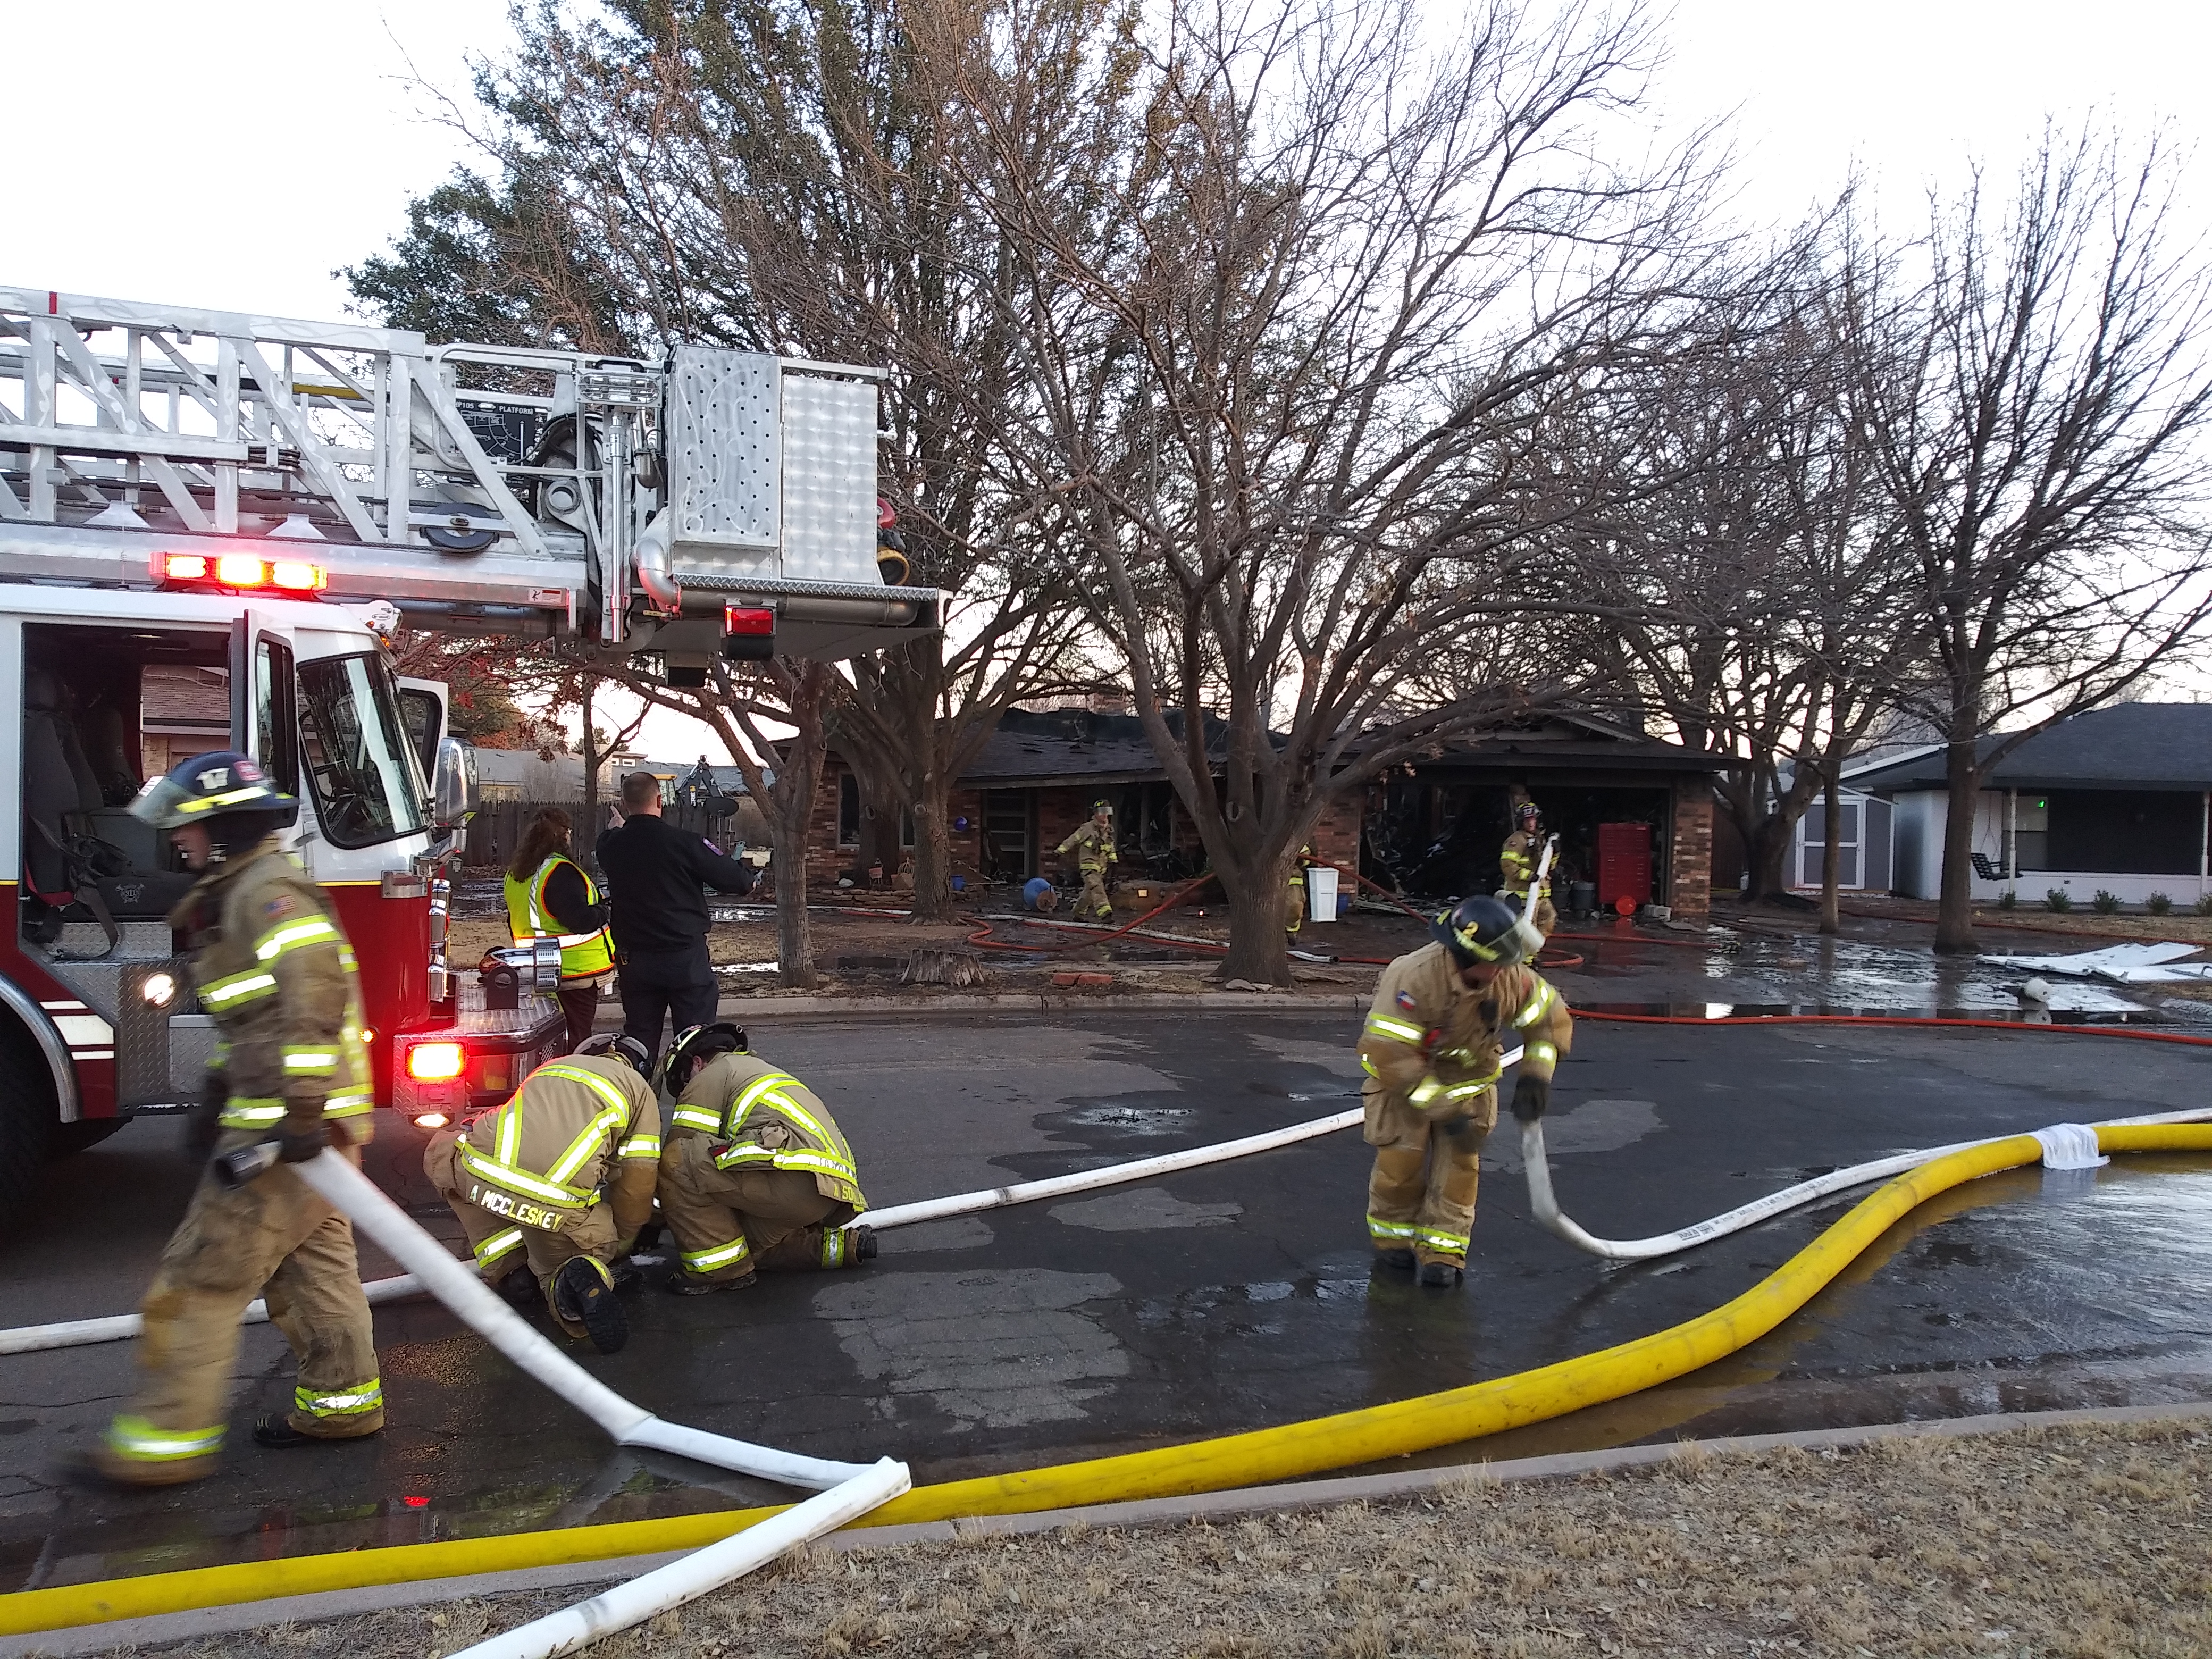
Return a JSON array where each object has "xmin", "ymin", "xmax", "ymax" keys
[{"xmin": 0, "ymin": 286, "xmax": 935, "ymax": 1223}]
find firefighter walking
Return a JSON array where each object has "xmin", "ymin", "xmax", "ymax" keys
[
  {"xmin": 1356, "ymin": 895, "xmax": 1573, "ymax": 1286},
  {"xmin": 95, "ymin": 753, "xmax": 381, "ymax": 1485},
  {"xmin": 1057, "ymin": 800, "xmax": 1117, "ymax": 922},
  {"xmin": 422, "ymin": 1036, "xmax": 659, "ymax": 1353},
  {"xmin": 656, "ymin": 1024, "xmax": 875, "ymax": 1294},
  {"xmin": 1285, "ymin": 843, "xmax": 1318, "ymax": 939},
  {"xmin": 1500, "ymin": 801, "xmax": 1556, "ymax": 939}
]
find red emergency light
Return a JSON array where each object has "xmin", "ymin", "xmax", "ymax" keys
[
  {"xmin": 162, "ymin": 551, "xmax": 327, "ymax": 592},
  {"xmin": 721, "ymin": 603, "xmax": 776, "ymax": 661}
]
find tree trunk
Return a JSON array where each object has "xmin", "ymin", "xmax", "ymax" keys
[
  {"xmin": 1817, "ymin": 771, "xmax": 1842, "ymax": 935},
  {"xmin": 579, "ymin": 676, "xmax": 600, "ymax": 876},
  {"xmin": 768, "ymin": 785, "xmax": 818, "ymax": 990},
  {"xmin": 909, "ymin": 781, "xmax": 956, "ymax": 921},
  {"xmin": 1216, "ymin": 864, "xmax": 1289, "ymax": 985},
  {"xmin": 1935, "ymin": 739, "xmax": 1981, "ymax": 954},
  {"xmin": 1744, "ymin": 814, "xmax": 1794, "ymax": 903}
]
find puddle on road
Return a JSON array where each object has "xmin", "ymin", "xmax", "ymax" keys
[{"xmin": 1062, "ymin": 1103, "xmax": 1196, "ymax": 1130}]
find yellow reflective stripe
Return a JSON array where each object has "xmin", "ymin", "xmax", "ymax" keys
[
  {"xmin": 220, "ymin": 1097, "xmax": 286, "ymax": 1127},
  {"xmin": 474, "ymin": 1228, "xmax": 524, "ymax": 1267},
  {"xmin": 820, "ymin": 1229, "xmax": 849, "ymax": 1268},
  {"xmin": 457, "ymin": 1141, "xmax": 591, "ymax": 1208},
  {"xmin": 671, "ymin": 1107, "xmax": 722, "ymax": 1132},
  {"xmin": 683, "ymin": 1236, "xmax": 751, "ymax": 1272},
  {"xmin": 1366, "ymin": 1217, "xmax": 1417, "ymax": 1239},
  {"xmin": 1513, "ymin": 982, "xmax": 1557, "ymax": 1028},
  {"xmin": 1364, "ymin": 1013, "xmax": 1425, "ymax": 1043},
  {"xmin": 726, "ymin": 1071, "xmax": 803, "ymax": 1133},
  {"xmin": 1407, "ymin": 1075, "xmax": 1444, "ymax": 1106},
  {"xmin": 1415, "ymin": 1228, "xmax": 1469, "ymax": 1254},
  {"xmin": 616, "ymin": 1133, "xmax": 661, "ymax": 1160},
  {"xmin": 1359, "ymin": 1052, "xmax": 1378, "ymax": 1078},
  {"xmin": 203, "ymin": 971, "xmax": 277, "ymax": 1008},
  {"xmin": 295, "ymin": 1377, "xmax": 382, "ymax": 1417},
  {"xmin": 1441, "ymin": 1075, "xmax": 1498, "ymax": 1099},
  {"xmin": 105, "ymin": 1415, "xmax": 223, "ymax": 1461},
  {"xmin": 253, "ymin": 917, "xmax": 340, "ymax": 962},
  {"xmin": 755, "ymin": 1088, "xmax": 835, "ymax": 1147},
  {"xmin": 714, "ymin": 1145, "xmax": 857, "ymax": 1182},
  {"xmin": 325, "ymin": 1091, "xmax": 374, "ymax": 1117},
  {"xmin": 538, "ymin": 1064, "xmax": 632, "ymax": 1116},
  {"xmin": 176, "ymin": 785, "xmax": 273, "ymax": 815},
  {"xmin": 282, "ymin": 1048, "xmax": 339, "ymax": 1073},
  {"xmin": 1526, "ymin": 1040, "xmax": 1558, "ymax": 1067},
  {"xmin": 544, "ymin": 1105, "xmax": 627, "ymax": 1185}
]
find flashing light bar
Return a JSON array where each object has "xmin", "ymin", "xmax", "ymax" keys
[{"xmin": 161, "ymin": 551, "xmax": 328, "ymax": 592}]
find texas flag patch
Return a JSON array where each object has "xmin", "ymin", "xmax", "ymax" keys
[{"xmin": 1395, "ymin": 990, "xmax": 1417, "ymax": 1011}]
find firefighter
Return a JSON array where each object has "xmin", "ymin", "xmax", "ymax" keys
[
  {"xmin": 421, "ymin": 1035, "xmax": 659, "ymax": 1353},
  {"xmin": 93, "ymin": 752, "xmax": 380, "ymax": 1485},
  {"xmin": 1057, "ymin": 800, "xmax": 1117, "ymax": 922},
  {"xmin": 657, "ymin": 1024, "xmax": 875, "ymax": 1294},
  {"xmin": 1286, "ymin": 843, "xmax": 1318, "ymax": 939},
  {"xmin": 1499, "ymin": 801, "xmax": 1557, "ymax": 941},
  {"xmin": 1356, "ymin": 895, "xmax": 1573, "ymax": 1287},
  {"xmin": 501, "ymin": 806, "xmax": 616, "ymax": 1052}
]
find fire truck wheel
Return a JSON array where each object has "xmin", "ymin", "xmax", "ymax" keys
[
  {"xmin": 0, "ymin": 1030, "xmax": 57, "ymax": 1221},
  {"xmin": 48, "ymin": 1120, "xmax": 123, "ymax": 1159}
]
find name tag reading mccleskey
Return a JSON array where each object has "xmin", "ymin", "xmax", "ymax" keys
[{"xmin": 466, "ymin": 1184, "xmax": 570, "ymax": 1234}]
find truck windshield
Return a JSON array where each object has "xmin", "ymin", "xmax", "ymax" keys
[{"xmin": 297, "ymin": 653, "xmax": 428, "ymax": 849}]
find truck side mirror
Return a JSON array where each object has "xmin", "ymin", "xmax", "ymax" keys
[{"xmin": 432, "ymin": 738, "xmax": 480, "ymax": 830}]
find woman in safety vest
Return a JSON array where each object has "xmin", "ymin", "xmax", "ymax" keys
[{"xmin": 502, "ymin": 808, "xmax": 616, "ymax": 1051}]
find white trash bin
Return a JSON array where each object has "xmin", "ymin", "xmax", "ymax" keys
[{"xmin": 1306, "ymin": 866, "xmax": 1340, "ymax": 923}]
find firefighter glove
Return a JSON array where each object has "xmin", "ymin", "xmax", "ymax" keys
[
  {"xmin": 276, "ymin": 1111, "xmax": 330, "ymax": 1164},
  {"xmin": 1511, "ymin": 1073, "xmax": 1551, "ymax": 1124}
]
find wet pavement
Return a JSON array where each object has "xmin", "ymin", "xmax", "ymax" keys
[{"xmin": 0, "ymin": 1011, "xmax": 2207, "ymax": 1593}]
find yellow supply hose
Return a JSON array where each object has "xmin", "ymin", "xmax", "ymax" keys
[{"xmin": 7, "ymin": 1121, "xmax": 2208, "ymax": 1637}]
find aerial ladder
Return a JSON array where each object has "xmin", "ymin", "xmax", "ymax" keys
[{"xmin": 0, "ymin": 285, "xmax": 936, "ymax": 1220}]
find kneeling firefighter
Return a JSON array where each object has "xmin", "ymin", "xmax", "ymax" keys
[
  {"xmin": 422, "ymin": 1036, "xmax": 659, "ymax": 1353},
  {"xmin": 1356, "ymin": 895, "xmax": 1573, "ymax": 1287},
  {"xmin": 96, "ymin": 752, "xmax": 380, "ymax": 1485},
  {"xmin": 657, "ymin": 1024, "xmax": 875, "ymax": 1294}
]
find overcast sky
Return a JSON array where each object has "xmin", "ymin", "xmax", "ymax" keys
[{"xmin": 3, "ymin": 0, "xmax": 2203, "ymax": 755}]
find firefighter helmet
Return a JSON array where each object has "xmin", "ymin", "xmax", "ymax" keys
[
  {"xmin": 1514, "ymin": 801, "xmax": 1543, "ymax": 832},
  {"xmin": 129, "ymin": 750, "xmax": 297, "ymax": 831},
  {"xmin": 575, "ymin": 1032, "xmax": 653, "ymax": 1078},
  {"xmin": 661, "ymin": 1021, "xmax": 749, "ymax": 1095},
  {"xmin": 1431, "ymin": 894, "xmax": 1543, "ymax": 967}
]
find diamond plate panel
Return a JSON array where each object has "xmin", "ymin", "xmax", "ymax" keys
[
  {"xmin": 780, "ymin": 374, "xmax": 879, "ymax": 584},
  {"xmin": 667, "ymin": 347, "xmax": 781, "ymax": 550},
  {"xmin": 167, "ymin": 1014, "xmax": 220, "ymax": 1099}
]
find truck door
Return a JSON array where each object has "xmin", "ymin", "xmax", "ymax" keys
[{"xmin": 394, "ymin": 677, "xmax": 448, "ymax": 787}]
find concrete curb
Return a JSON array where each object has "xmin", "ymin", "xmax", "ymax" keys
[
  {"xmin": 16, "ymin": 1400, "xmax": 2206, "ymax": 1656},
  {"xmin": 719, "ymin": 991, "xmax": 1373, "ymax": 1019}
]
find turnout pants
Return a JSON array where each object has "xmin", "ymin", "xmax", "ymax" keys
[
  {"xmin": 556, "ymin": 981, "xmax": 604, "ymax": 1052},
  {"xmin": 658, "ymin": 1134, "xmax": 860, "ymax": 1285},
  {"xmin": 1363, "ymin": 1084, "xmax": 1497, "ymax": 1267},
  {"xmin": 1076, "ymin": 868, "xmax": 1111, "ymax": 921},
  {"xmin": 423, "ymin": 1131, "xmax": 621, "ymax": 1339},
  {"xmin": 617, "ymin": 941, "xmax": 719, "ymax": 1067},
  {"xmin": 104, "ymin": 1143, "xmax": 382, "ymax": 1478}
]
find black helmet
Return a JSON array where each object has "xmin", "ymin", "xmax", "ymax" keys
[
  {"xmin": 1431, "ymin": 894, "xmax": 1542, "ymax": 967},
  {"xmin": 575, "ymin": 1032, "xmax": 652, "ymax": 1078},
  {"xmin": 1514, "ymin": 801, "xmax": 1542, "ymax": 830},
  {"xmin": 130, "ymin": 749, "xmax": 298, "ymax": 855},
  {"xmin": 661, "ymin": 1021, "xmax": 748, "ymax": 1095}
]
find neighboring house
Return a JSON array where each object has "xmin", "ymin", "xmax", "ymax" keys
[
  {"xmin": 1845, "ymin": 703, "xmax": 2212, "ymax": 905},
  {"xmin": 810, "ymin": 707, "xmax": 1735, "ymax": 919},
  {"xmin": 471, "ymin": 747, "xmax": 642, "ymax": 802},
  {"xmin": 140, "ymin": 665, "xmax": 232, "ymax": 776}
]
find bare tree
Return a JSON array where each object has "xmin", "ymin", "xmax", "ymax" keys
[
  {"xmin": 1860, "ymin": 129, "xmax": 2212, "ymax": 952},
  {"xmin": 917, "ymin": 0, "xmax": 1712, "ymax": 981}
]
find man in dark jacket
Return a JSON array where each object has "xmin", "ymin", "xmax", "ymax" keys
[{"xmin": 597, "ymin": 770, "xmax": 756, "ymax": 1065}]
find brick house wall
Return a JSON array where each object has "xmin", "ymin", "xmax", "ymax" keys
[
  {"xmin": 1308, "ymin": 793, "xmax": 1362, "ymax": 872},
  {"xmin": 1668, "ymin": 784, "xmax": 1713, "ymax": 921}
]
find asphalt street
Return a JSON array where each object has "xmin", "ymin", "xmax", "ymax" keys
[{"xmin": 0, "ymin": 1010, "xmax": 2207, "ymax": 1595}]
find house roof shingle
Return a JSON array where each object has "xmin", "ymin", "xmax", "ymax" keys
[{"xmin": 1845, "ymin": 703, "xmax": 2212, "ymax": 794}]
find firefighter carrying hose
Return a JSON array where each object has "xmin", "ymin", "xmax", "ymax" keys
[
  {"xmin": 1057, "ymin": 800, "xmax": 1117, "ymax": 922},
  {"xmin": 656, "ymin": 1024, "xmax": 875, "ymax": 1294},
  {"xmin": 422, "ymin": 1035, "xmax": 659, "ymax": 1354},
  {"xmin": 93, "ymin": 752, "xmax": 381, "ymax": 1485},
  {"xmin": 1356, "ymin": 895, "xmax": 1573, "ymax": 1286},
  {"xmin": 1500, "ymin": 801, "xmax": 1556, "ymax": 940}
]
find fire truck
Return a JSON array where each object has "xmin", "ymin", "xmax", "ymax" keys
[{"xmin": 0, "ymin": 285, "xmax": 936, "ymax": 1223}]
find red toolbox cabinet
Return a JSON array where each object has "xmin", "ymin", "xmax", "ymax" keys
[{"xmin": 1596, "ymin": 821, "xmax": 1652, "ymax": 911}]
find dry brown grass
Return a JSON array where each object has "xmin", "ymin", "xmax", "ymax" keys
[{"xmin": 133, "ymin": 1418, "xmax": 2211, "ymax": 1659}]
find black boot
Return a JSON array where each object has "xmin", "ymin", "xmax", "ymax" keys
[
  {"xmin": 1417, "ymin": 1260, "xmax": 1463, "ymax": 1288},
  {"xmin": 1372, "ymin": 1247, "xmax": 1415, "ymax": 1272},
  {"xmin": 553, "ymin": 1257, "xmax": 629, "ymax": 1353}
]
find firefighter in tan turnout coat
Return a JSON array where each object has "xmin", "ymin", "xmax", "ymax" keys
[
  {"xmin": 423, "ymin": 1037, "xmax": 660, "ymax": 1353},
  {"xmin": 95, "ymin": 752, "xmax": 381, "ymax": 1485},
  {"xmin": 1356, "ymin": 895, "xmax": 1573, "ymax": 1287},
  {"xmin": 656, "ymin": 1023, "xmax": 875, "ymax": 1294}
]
